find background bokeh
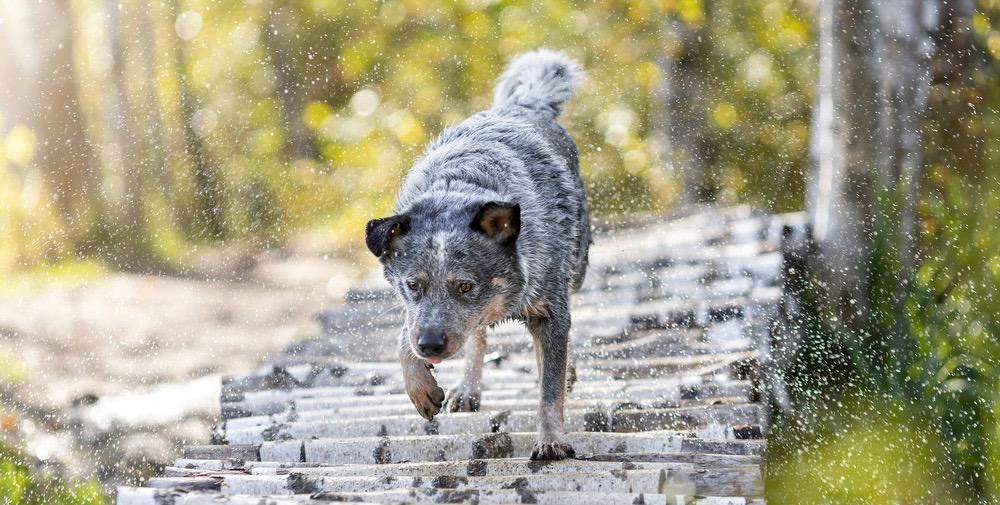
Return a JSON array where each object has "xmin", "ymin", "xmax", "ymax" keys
[
  {"xmin": 3, "ymin": 1, "xmax": 1000, "ymax": 504},
  {"xmin": 1, "ymin": 0, "xmax": 816, "ymax": 276}
]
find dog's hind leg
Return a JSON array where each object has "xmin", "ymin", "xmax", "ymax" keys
[
  {"xmin": 527, "ymin": 298, "xmax": 575, "ymax": 460},
  {"xmin": 445, "ymin": 327, "xmax": 486, "ymax": 412}
]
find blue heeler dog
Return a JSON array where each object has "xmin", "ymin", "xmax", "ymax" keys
[{"xmin": 365, "ymin": 49, "xmax": 590, "ymax": 460}]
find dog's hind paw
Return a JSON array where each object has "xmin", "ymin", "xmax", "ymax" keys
[
  {"xmin": 444, "ymin": 385, "xmax": 481, "ymax": 413},
  {"xmin": 530, "ymin": 441, "xmax": 576, "ymax": 461}
]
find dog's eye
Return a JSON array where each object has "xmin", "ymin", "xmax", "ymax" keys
[
  {"xmin": 406, "ymin": 280, "xmax": 419, "ymax": 291},
  {"xmin": 457, "ymin": 282, "xmax": 474, "ymax": 294}
]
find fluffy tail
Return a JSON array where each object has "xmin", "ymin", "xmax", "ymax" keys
[{"xmin": 493, "ymin": 49, "xmax": 582, "ymax": 118}]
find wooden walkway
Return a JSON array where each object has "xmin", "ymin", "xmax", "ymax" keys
[{"xmin": 117, "ymin": 207, "xmax": 800, "ymax": 505}]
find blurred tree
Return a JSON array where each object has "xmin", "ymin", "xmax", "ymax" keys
[
  {"xmin": 664, "ymin": 0, "xmax": 718, "ymax": 204},
  {"xmin": 806, "ymin": 0, "xmax": 878, "ymax": 324},
  {"xmin": 778, "ymin": 2, "xmax": 996, "ymax": 499},
  {"xmin": 0, "ymin": 0, "xmax": 820, "ymax": 272},
  {"xmin": 806, "ymin": 0, "xmax": 972, "ymax": 333},
  {"xmin": 261, "ymin": 1, "xmax": 322, "ymax": 161},
  {"xmin": 170, "ymin": 0, "xmax": 227, "ymax": 240},
  {"xmin": 93, "ymin": 0, "xmax": 149, "ymax": 263},
  {"xmin": 925, "ymin": 0, "xmax": 982, "ymax": 183},
  {"xmin": 0, "ymin": 0, "xmax": 100, "ymax": 242}
]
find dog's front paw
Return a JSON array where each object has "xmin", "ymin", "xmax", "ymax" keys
[
  {"xmin": 444, "ymin": 383, "xmax": 481, "ymax": 412},
  {"xmin": 407, "ymin": 381, "xmax": 444, "ymax": 420},
  {"xmin": 404, "ymin": 366, "xmax": 445, "ymax": 420},
  {"xmin": 530, "ymin": 441, "xmax": 576, "ymax": 461}
]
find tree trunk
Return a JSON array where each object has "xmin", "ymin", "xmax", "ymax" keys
[
  {"xmin": 99, "ymin": 0, "xmax": 148, "ymax": 259},
  {"xmin": 262, "ymin": 3, "xmax": 320, "ymax": 161},
  {"xmin": 0, "ymin": 0, "xmax": 100, "ymax": 238},
  {"xmin": 168, "ymin": 0, "xmax": 226, "ymax": 239},
  {"xmin": 131, "ymin": 0, "xmax": 172, "ymax": 207},
  {"xmin": 807, "ymin": 0, "xmax": 951, "ymax": 333},
  {"xmin": 663, "ymin": 5, "xmax": 717, "ymax": 205},
  {"xmin": 806, "ymin": 0, "xmax": 879, "ymax": 325},
  {"xmin": 926, "ymin": 0, "xmax": 979, "ymax": 182}
]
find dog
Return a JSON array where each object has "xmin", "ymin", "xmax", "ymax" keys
[{"xmin": 364, "ymin": 49, "xmax": 590, "ymax": 461}]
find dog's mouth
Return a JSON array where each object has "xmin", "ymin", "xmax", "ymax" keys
[
  {"xmin": 416, "ymin": 348, "xmax": 457, "ymax": 366},
  {"xmin": 413, "ymin": 347, "xmax": 447, "ymax": 365}
]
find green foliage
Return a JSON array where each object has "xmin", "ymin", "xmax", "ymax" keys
[
  {"xmin": 0, "ymin": 0, "xmax": 818, "ymax": 273},
  {"xmin": 0, "ymin": 260, "xmax": 106, "ymax": 296},
  {"xmin": 769, "ymin": 4, "xmax": 1000, "ymax": 502},
  {"xmin": 0, "ymin": 446, "xmax": 107, "ymax": 505},
  {"xmin": 907, "ymin": 168, "xmax": 1000, "ymax": 498},
  {"xmin": 769, "ymin": 146, "xmax": 1000, "ymax": 505},
  {"xmin": 769, "ymin": 390, "xmax": 967, "ymax": 503}
]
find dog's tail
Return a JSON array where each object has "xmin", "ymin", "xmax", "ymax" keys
[{"xmin": 493, "ymin": 49, "xmax": 582, "ymax": 119}]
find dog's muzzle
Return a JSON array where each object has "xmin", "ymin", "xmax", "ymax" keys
[{"xmin": 417, "ymin": 328, "xmax": 447, "ymax": 359}]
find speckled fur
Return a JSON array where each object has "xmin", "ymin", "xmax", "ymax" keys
[{"xmin": 366, "ymin": 49, "xmax": 590, "ymax": 460}]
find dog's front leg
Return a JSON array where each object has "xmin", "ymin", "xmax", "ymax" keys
[
  {"xmin": 399, "ymin": 320, "xmax": 444, "ymax": 420},
  {"xmin": 445, "ymin": 327, "xmax": 486, "ymax": 412},
  {"xmin": 527, "ymin": 300, "xmax": 575, "ymax": 460}
]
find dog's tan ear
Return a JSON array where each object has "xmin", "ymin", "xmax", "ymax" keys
[
  {"xmin": 366, "ymin": 214, "xmax": 410, "ymax": 258},
  {"xmin": 472, "ymin": 202, "xmax": 520, "ymax": 245}
]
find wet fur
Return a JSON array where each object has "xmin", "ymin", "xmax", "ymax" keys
[{"xmin": 367, "ymin": 49, "xmax": 590, "ymax": 460}]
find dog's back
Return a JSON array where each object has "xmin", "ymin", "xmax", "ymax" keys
[{"xmin": 395, "ymin": 50, "xmax": 590, "ymax": 309}]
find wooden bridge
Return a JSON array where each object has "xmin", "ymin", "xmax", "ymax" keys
[{"xmin": 117, "ymin": 207, "xmax": 802, "ymax": 505}]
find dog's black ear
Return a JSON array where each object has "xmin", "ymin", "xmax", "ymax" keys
[
  {"xmin": 366, "ymin": 214, "xmax": 411, "ymax": 258},
  {"xmin": 472, "ymin": 202, "xmax": 520, "ymax": 245}
]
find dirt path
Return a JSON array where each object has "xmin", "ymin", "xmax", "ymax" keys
[{"xmin": 0, "ymin": 250, "xmax": 375, "ymax": 483}]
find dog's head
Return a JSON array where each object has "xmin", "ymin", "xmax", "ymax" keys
[{"xmin": 365, "ymin": 201, "xmax": 524, "ymax": 363}]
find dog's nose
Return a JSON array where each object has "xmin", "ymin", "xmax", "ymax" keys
[{"xmin": 417, "ymin": 329, "xmax": 447, "ymax": 356}]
